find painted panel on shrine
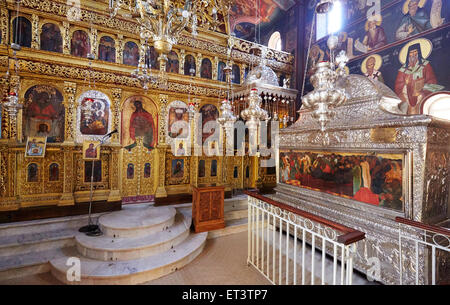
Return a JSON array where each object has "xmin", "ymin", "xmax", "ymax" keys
[
  {"xmin": 40, "ymin": 23, "xmax": 62, "ymax": 53},
  {"xmin": 121, "ymin": 96, "xmax": 157, "ymax": 150},
  {"xmin": 279, "ymin": 150, "xmax": 405, "ymax": 211},
  {"xmin": 23, "ymin": 85, "xmax": 65, "ymax": 143},
  {"xmin": 199, "ymin": 104, "xmax": 219, "ymax": 144},
  {"xmin": 76, "ymin": 90, "xmax": 111, "ymax": 142}
]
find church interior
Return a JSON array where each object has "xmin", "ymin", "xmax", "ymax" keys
[{"xmin": 0, "ymin": 0, "xmax": 449, "ymax": 286}]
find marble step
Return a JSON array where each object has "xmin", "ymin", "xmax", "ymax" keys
[
  {"xmin": 0, "ymin": 214, "xmax": 103, "ymax": 238},
  {"xmin": 99, "ymin": 206, "xmax": 176, "ymax": 238},
  {"xmin": 225, "ymin": 209, "xmax": 248, "ymax": 221},
  {"xmin": 208, "ymin": 218, "xmax": 249, "ymax": 239},
  {"xmin": 76, "ymin": 212, "xmax": 191, "ymax": 261},
  {"xmin": 0, "ymin": 228, "xmax": 75, "ymax": 258},
  {"xmin": 50, "ymin": 232, "xmax": 208, "ymax": 285}
]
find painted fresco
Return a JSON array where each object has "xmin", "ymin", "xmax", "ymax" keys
[
  {"xmin": 121, "ymin": 96, "xmax": 157, "ymax": 150},
  {"xmin": 200, "ymin": 58, "xmax": 213, "ymax": 79},
  {"xmin": 80, "ymin": 96, "xmax": 110, "ymax": 135},
  {"xmin": 98, "ymin": 36, "xmax": 116, "ymax": 63},
  {"xmin": 123, "ymin": 41, "xmax": 139, "ymax": 66},
  {"xmin": 23, "ymin": 85, "xmax": 65, "ymax": 143},
  {"xmin": 230, "ymin": 0, "xmax": 296, "ymax": 42},
  {"xmin": 166, "ymin": 51, "xmax": 179, "ymax": 73},
  {"xmin": 167, "ymin": 102, "xmax": 189, "ymax": 139},
  {"xmin": 40, "ymin": 23, "xmax": 62, "ymax": 53},
  {"xmin": 71, "ymin": 30, "xmax": 90, "ymax": 58},
  {"xmin": 146, "ymin": 46, "xmax": 159, "ymax": 70},
  {"xmin": 218, "ymin": 61, "xmax": 227, "ymax": 81},
  {"xmin": 199, "ymin": 104, "xmax": 219, "ymax": 144},
  {"xmin": 279, "ymin": 150, "xmax": 404, "ymax": 211},
  {"xmin": 12, "ymin": 17, "xmax": 31, "ymax": 48},
  {"xmin": 184, "ymin": 55, "xmax": 196, "ymax": 75}
]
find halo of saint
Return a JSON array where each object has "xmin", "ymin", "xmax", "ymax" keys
[
  {"xmin": 402, "ymin": 0, "xmax": 427, "ymax": 15},
  {"xmin": 398, "ymin": 38, "xmax": 432, "ymax": 64},
  {"xmin": 361, "ymin": 54, "xmax": 383, "ymax": 74}
]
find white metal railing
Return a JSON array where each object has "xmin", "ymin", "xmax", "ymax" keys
[
  {"xmin": 397, "ymin": 217, "xmax": 450, "ymax": 285},
  {"xmin": 245, "ymin": 191, "xmax": 365, "ymax": 285}
]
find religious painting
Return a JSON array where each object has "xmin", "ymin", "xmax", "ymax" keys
[
  {"xmin": 123, "ymin": 41, "xmax": 139, "ymax": 66},
  {"xmin": 40, "ymin": 23, "xmax": 62, "ymax": 53},
  {"xmin": 127, "ymin": 163, "xmax": 135, "ymax": 179},
  {"xmin": 23, "ymin": 85, "xmax": 65, "ymax": 143},
  {"xmin": 172, "ymin": 159, "xmax": 184, "ymax": 178},
  {"xmin": 79, "ymin": 95, "xmax": 110, "ymax": 135},
  {"xmin": 166, "ymin": 51, "xmax": 179, "ymax": 73},
  {"xmin": 233, "ymin": 166, "xmax": 239, "ymax": 178},
  {"xmin": 27, "ymin": 163, "xmax": 39, "ymax": 182},
  {"xmin": 146, "ymin": 46, "xmax": 159, "ymax": 70},
  {"xmin": 167, "ymin": 101, "xmax": 189, "ymax": 140},
  {"xmin": 144, "ymin": 163, "xmax": 151, "ymax": 178},
  {"xmin": 25, "ymin": 136, "xmax": 46, "ymax": 158},
  {"xmin": 98, "ymin": 36, "xmax": 116, "ymax": 63},
  {"xmin": 200, "ymin": 58, "xmax": 212, "ymax": 79},
  {"xmin": 217, "ymin": 61, "xmax": 227, "ymax": 82},
  {"xmin": 279, "ymin": 150, "xmax": 404, "ymax": 211},
  {"xmin": 49, "ymin": 163, "xmax": 59, "ymax": 182},
  {"xmin": 12, "ymin": 16, "xmax": 31, "ymax": 48},
  {"xmin": 208, "ymin": 140, "xmax": 219, "ymax": 156},
  {"xmin": 361, "ymin": 54, "xmax": 384, "ymax": 83},
  {"xmin": 232, "ymin": 64, "xmax": 241, "ymax": 84},
  {"xmin": 71, "ymin": 30, "xmax": 91, "ymax": 58},
  {"xmin": 121, "ymin": 96, "xmax": 158, "ymax": 150},
  {"xmin": 199, "ymin": 104, "xmax": 219, "ymax": 144},
  {"xmin": 82, "ymin": 141, "xmax": 100, "ymax": 160},
  {"xmin": 211, "ymin": 159, "xmax": 218, "ymax": 177},
  {"xmin": 353, "ymin": 14, "xmax": 387, "ymax": 54},
  {"xmin": 184, "ymin": 54, "xmax": 196, "ymax": 76},
  {"xmin": 84, "ymin": 160, "xmax": 102, "ymax": 183},
  {"xmin": 199, "ymin": 160, "xmax": 206, "ymax": 178},
  {"xmin": 175, "ymin": 139, "xmax": 187, "ymax": 156},
  {"xmin": 394, "ymin": 38, "xmax": 444, "ymax": 114}
]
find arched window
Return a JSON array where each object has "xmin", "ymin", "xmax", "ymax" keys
[
  {"xmin": 268, "ymin": 31, "xmax": 282, "ymax": 51},
  {"xmin": 316, "ymin": 1, "xmax": 343, "ymax": 40},
  {"xmin": 71, "ymin": 30, "xmax": 90, "ymax": 58},
  {"xmin": 98, "ymin": 36, "xmax": 116, "ymax": 63},
  {"xmin": 40, "ymin": 23, "xmax": 62, "ymax": 53},
  {"xmin": 12, "ymin": 17, "xmax": 31, "ymax": 48}
]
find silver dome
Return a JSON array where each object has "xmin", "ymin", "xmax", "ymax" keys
[{"xmin": 243, "ymin": 64, "xmax": 279, "ymax": 87}]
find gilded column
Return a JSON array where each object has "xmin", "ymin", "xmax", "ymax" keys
[
  {"xmin": 59, "ymin": 146, "xmax": 74, "ymax": 206},
  {"xmin": 31, "ymin": 14, "xmax": 39, "ymax": 49},
  {"xmin": 62, "ymin": 22, "xmax": 71, "ymax": 55},
  {"xmin": 155, "ymin": 94, "xmax": 169, "ymax": 198},
  {"xmin": 90, "ymin": 28, "xmax": 98, "ymax": 57},
  {"xmin": 108, "ymin": 146, "xmax": 121, "ymax": 202},
  {"xmin": 0, "ymin": 7, "xmax": 8, "ymax": 46},
  {"xmin": 0, "ymin": 77, "xmax": 9, "ymax": 139},
  {"xmin": 212, "ymin": 56, "xmax": 218, "ymax": 80},
  {"xmin": 116, "ymin": 34, "xmax": 124, "ymax": 64},
  {"xmin": 111, "ymin": 88, "xmax": 122, "ymax": 144},
  {"xmin": 63, "ymin": 82, "xmax": 77, "ymax": 144},
  {"xmin": 8, "ymin": 75, "xmax": 21, "ymax": 141},
  {"xmin": 195, "ymin": 53, "xmax": 202, "ymax": 78},
  {"xmin": 179, "ymin": 49, "xmax": 185, "ymax": 75}
]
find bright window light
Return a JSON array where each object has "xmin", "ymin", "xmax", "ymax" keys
[
  {"xmin": 316, "ymin": 1, "xmax": 343, "ymax": 40},
  {"xmin": 268, "ymin": 31, "xmax": 282, "ymax": 51}
]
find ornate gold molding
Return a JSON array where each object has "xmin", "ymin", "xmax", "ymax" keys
[
  {"xmin": 63, "ymin": 81, "xmax": 77, "ymax": 143},
  {"xmin": 111, "ymin": 88, "xmax": 122, "ymax": 144},
  {"xmin": 158, "ymin": 94, "xmax": 169, "ymax": 145},
  {"xmin": 0, "ymin": 7, "xmax": 8, "ymax": 46},
  {"xmin": 31, "ymin": 14, "xmax": 39, "ymax": 49}
]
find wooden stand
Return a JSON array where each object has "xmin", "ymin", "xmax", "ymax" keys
[{"xmin": 192, "ymin": 185, "xmax": 225, "ymax": 233}]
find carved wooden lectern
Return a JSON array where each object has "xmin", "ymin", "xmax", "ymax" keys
[{"xmin": 192, "ymin": 185, "xmax": 225, "ymax": 233}]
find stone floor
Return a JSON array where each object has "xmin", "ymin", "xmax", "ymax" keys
[{"xmin": 0, "ymin": 231, "xmax": 271, "ymax": 285}]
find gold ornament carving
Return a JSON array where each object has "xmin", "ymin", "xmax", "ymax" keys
[
  {"xmin": 31, "ymin": 14, "xmax": 39, "ymax": 49},
  {"xmin": 111, "ymin": 88, "xmax": 122, "ymax": 143},
  {"xmin": 63, "ymin": 81, "xmax": 77, "ymax": 142},
  {"xmin": 0, "ymin": 7, "xmax": 8, "ymax": 46}
]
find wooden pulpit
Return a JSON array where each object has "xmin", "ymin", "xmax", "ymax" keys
[{"xmin": 192, "ymin": 185, "xmax": 225, "ymax": 233}]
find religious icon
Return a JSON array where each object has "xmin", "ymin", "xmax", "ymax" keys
[
  {"xmin": 208, "ymin": 140, "xmax": 219, "ymax": 156},
  {"xmin": 211, "ymin": 160, "xmax": 218, "ymax": 177},
  {"xmin": 80, "ymin": 97, "xmax": 110, "ymax": 135},
  {"xmin": 394, "ymin": 38, "xmax": 444, "ymax": 115},
  {"xmin": 233, "ymin": 166, "xmax": 239, "ymax": 178},
  {"xmin": 25, "ymin": 136, "xmax": 47, "ymax": 158},
  {"xmin": 168, "ymin": 104, "xmax": 189, "ymax": 139},
  {"xmin": 199, "ymin": 104, "xmax": 219, "ymax": 144},
  {"xmin": 172, "ymin": 159, "xmax": 184, "ymax": 178},
  {"xmin": 175, "ymin": 140, "xmax": 186, "ymax": 156},
  {"xmin": 49, "ymin": 163, "xmax": 59, "ymax": 182},
  {"xmin": 166, "ymin": 51, "xmax": 179, "ymax": 73},
  {"xmin": 13, "ymin": 17, "xmax": 31, "ymax": 48},
  {"xmin": 71, "ymin": 30, "xmax": 91, "ymax": 58},
  {"xmin": 84, "ymin": 160, "xmax": 102, "ymax": 183},
  {"xmin": 82, "ymin": 141, "xmax": 100, "ymax": 160},
  {"xmin": 127, "ymin": 163, "xmax": 135, "ymax": 179},
  {"xmin": 217, "ymin": 61, "xmax": 227, "ymax": 82},
  {"xmin": 23, "ymin": 85, "xmax": 65, "ymax": 143},
  {"xmin": 144, "ymin": 163, "xmax": 151, "ymax": 178},
  {"xmin": 232, "ymin": 64, "xmax": 240, "ymax": 84},
  {"xmin": 361, "ymin": 54, "xmax": 384, "ymax": 83},
  {"xmin": 27, "ymin": 163, "xmax": 39, "ymax": 182},
  {"xmin": 396, "ymin": 0, "xmax": 431, "ymax": 40},
  {"xmin": 200, "ymin": 58, "xmax": 212, "ymax": 79},
  {"xmin": 128, "ymin": 100, "xmax": 156, "ymax": 150},
  {"xmin": 146, "ymin": 46, "xmax": 160, "ymax": 70},
  {"xmin": 198, "ymin": 160, "xmax": 206, "ymax": 178},
  {"xmin": 98, "ymin": 36, "xmax": 116, "ymax": 63},
  {"xmin": 354, "ymin": 14, "xmax": 387, "ymax": 53},
  {"xmin": 184, "ymin": 55, "xmax": 196, "ymax": 75},
  {"xmin": 123, "ymin": 41, "xmax": 139, "ymax": 66},
  {"xmin": 40, "ymin": 23, "xmax": 63, "ymax": 53}
]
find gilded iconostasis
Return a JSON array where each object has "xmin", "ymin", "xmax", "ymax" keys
[{"xmin": 0, "ymin": 0, "xmax": 295, "ymax": 216}]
